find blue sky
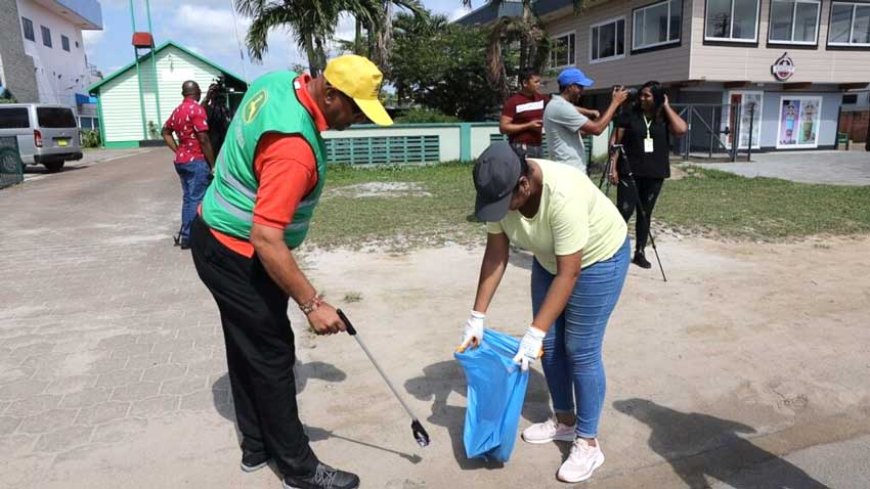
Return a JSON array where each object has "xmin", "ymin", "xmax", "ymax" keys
[{"xmin": 82, "ymin": 1, "xmax": 477, "ymax": 80}]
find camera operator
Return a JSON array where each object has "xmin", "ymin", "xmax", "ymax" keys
[
  {"xmin": 608, "ymin": 81, "xmax": 687, "ymax": 269},
  {"xmin": 202, "ymin": 77, "xmax": 234, "ymax": 155}
]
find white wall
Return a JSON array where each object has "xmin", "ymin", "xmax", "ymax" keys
[
  {"xmin": 16, "ymin": 0, "xmax": 96, "ymax": 106},
  {"xmin": 100, "ymin": 46, "xmax": 225, "ymax": 143}
]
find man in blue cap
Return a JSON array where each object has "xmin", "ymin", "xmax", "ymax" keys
[{"xmin": 543, "ymin": 67, "xmax": 628, "ymax": 173}]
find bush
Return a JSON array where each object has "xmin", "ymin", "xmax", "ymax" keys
[
  {"xmin": 81, "ymin": 129, "xmax": 101, "ymax": 148},
  {"xmin": 394, "ymin": 108, "xmax": 461, "ymax": 124}
]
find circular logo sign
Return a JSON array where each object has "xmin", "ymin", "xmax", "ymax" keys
[{"xmin": 772, "ymin": 52, "xmax": 796, "ymax": 81}]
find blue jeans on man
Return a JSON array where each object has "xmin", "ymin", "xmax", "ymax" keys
[
  {"xmin": 531, "ymin": 237, "xmax": 630, "ymax": 438},
  {"xmin": 174, "ymin": 159, "xmax": 211, "ymax": 246}
]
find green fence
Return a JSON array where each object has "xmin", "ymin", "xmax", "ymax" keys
[
  {"xmin": 488, "ymin": 132, "xmax": 594, "ymax": 164},
  {"xmin": 324, "ymin": 134, "xmax": 440, "ymax": 165},
  {"xmin": 0, "ymin": 137, "xmax": 24, "ymax": 189}
]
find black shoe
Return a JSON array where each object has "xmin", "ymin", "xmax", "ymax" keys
[
  {"xmin": 240, "ymin": 451, "xmax": 271, "ymax": 473},
  {"xmin": 632, "ymin": 251, "xmax": 652, "ymax": 269},
  {"xmin": 179, "ymin": 240, "xmax": 191, "ymax": 250},
  {"xmin": 283, "ymin": 463, "xmax": 360, "ymax": 489}
]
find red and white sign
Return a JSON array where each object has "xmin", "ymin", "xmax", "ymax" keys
[{"xmin": 772, "ymin": 52, "xmax": 796, "ymax": 81}]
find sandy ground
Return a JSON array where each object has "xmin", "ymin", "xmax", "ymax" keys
[{"xmin": 17, "ymin": 233, "xmax": 868, "ymax": 489}]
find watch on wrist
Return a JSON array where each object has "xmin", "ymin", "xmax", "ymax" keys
[{"xmin": 299, "ymin": 294, "xmax": 323, "ymax": 315}]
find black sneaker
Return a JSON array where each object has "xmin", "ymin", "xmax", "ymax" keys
[
  {"xmin": 179, "ymin": 240, "xmax": 191, "ymax": 250},
  {"xmin": 240, "ymin": 451, "xmax": 271, "ymax": 473},
  {"xmin": 283, "ymin": 463, "xmax": 360, "ymax": 489},
  {"xmin": 632, "ymin": 251, "xmax": 652, "ymax": 269}
]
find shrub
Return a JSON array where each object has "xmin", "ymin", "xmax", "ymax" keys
[
  {"xmin": 395, "ymin": 107, "xmax": 461, "ymax": 124},
  {"xmin": 81, "ymin": 129, "xmax": 101, "ymax": 148}
]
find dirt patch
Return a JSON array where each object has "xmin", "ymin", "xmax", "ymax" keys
[{"xmin": 326, "ymin": 182, "xmax": 432, "ymax": 199}]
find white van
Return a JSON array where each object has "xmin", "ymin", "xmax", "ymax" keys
[{"xmin": 0, "ymin": 104, "xmax": 83, "ymax": 172}]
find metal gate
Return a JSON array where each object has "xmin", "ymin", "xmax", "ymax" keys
[{"xmin": 670, "ymin": 102, "xmax": 759, "ymax": 162}]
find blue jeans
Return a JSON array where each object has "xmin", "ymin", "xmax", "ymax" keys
[
  {"xmin": 531, "ymin": 237, "xmax": 630, "ymax": 438},
  {"xmin": 174, "ymin": 159, "xmax": 211, "ymax": 242}
]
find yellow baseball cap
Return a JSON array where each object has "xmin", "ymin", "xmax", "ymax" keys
[{"xmin": 324, "ymin": 55, "xmax": 393, "ymax": 126}]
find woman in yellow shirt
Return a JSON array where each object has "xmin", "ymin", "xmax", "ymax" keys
[{"xmin": 460, "ymin": 142, "xmax": 630, "ymax": 483}]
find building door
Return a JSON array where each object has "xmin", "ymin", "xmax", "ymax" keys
[{"xmin": 723, "ymin": 91, "xmax": 763, "ymax": 150}]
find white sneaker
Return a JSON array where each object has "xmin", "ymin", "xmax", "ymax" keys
[
  {"xmin": 521, "ymin": 418, "xmax": 576, "ymax": 444},
  {"xmin": 557, "ymin": 438, "xmax": 605, "ymax": 483}
]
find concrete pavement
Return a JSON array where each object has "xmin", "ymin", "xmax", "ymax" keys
[
  {"xmin": 1, "ymin": 148, "xmax": 869, "ymax": 488},
  {"xmin": 693, "ymin": 150, "xmax": 870, "ymax": 186}
]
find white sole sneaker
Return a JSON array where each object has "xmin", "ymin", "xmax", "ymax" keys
[
  {"xmin": 522, "ymin": 432, "xmax": 577, "ymax": 444},
  {"xmin": 557, "ymin": 450, "xmax": 605, "ymax": 483},
  {"xmin": 240, "ymin": 460, "xmax": 270, "ymax": 473}
]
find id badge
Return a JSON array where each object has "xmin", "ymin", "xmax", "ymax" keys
[{"xmin": 644, "ymin": 138, "xmax": 654, "ymax": 153}]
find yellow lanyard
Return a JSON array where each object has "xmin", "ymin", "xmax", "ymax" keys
[{"xmin": 643, "ymin": 115, "xmax": 652, "ymax": 139}]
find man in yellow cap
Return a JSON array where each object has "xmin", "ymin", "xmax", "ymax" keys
[{"xmin": 190, "ymin": 55, "xmax": 391, "ymax": 489}]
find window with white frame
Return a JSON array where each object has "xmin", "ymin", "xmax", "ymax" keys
[
  {"xmin": 829, "ymin": 2, "xmax": 870, "ymax": 46},
  {"xmin": 705, "ymin": 0, "xmax": 760, "ymax": 42},
  {"xmin": 633, "ymin": 0, "xmax": 682, "ymax": 50},
  {"xmin": 550, "ymin": 32, "xmax": 576, "ymax": 68},
  {"xmin": 769, "ymin": 0, "xmax": 820, "ymax": 44},
  {"xmin": 591, "ymin": 18, "xmax": 625, "ymax": 62},
  {"xmin": 41, "ymin": 25, "xmax": 52, "ymax": 48},
  {"xmin": 22, "ymin": 17, "xmax": 35, "ymax": 42}
]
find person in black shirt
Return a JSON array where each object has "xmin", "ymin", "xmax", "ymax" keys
[{"xmin": 608, "ymin": 81, "xmax": 687, "ymax": 268}]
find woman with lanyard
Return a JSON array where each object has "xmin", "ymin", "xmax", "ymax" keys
[
  {"xmin": 608, "ymin": 81, "xmax": 687, "ymax": 268},
  {"xmin": 460, "ymin": 142, "xmax": 630, "ymax": 482}
]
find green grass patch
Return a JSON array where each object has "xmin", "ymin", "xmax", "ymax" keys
[
  {"xmin": 656, "ymin": 167, "xmax": 870, "ymax": 240},
  {"xmin": 307, "ymin": 162, "xmax": 480, "ymax": 250},
  {"xmin": 306, "ymin": 163, "xmax": 870, "ymax": 249}
]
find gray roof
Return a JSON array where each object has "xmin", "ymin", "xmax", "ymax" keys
[
  {"xmin": 453, "ymin": 0, "xmax": 574, "ymax": 25},
  {"xmin": 453, "ymin": 1, "xmax": 525, "ymax": 25}
]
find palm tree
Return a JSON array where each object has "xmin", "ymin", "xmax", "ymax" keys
[
  {"xmin": 460, "ymin": 0, "xmax": 585, "ymax": 98},
  {"xmin": 238, "ymin": 0, "xmax": 384, "ymax": 75},
  {"xmin": 368, "ymin": 1, "xmax": 425, "ymax": 78}
]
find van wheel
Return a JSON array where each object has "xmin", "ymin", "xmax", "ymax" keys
[{"xmin": 43, "ymin": 161, "xmax": 65, "ymax": 173}]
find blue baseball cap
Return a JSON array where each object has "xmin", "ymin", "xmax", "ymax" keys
[{"xmin": 557, "ymin": 68, "xmax": 594, "ymax": 88}]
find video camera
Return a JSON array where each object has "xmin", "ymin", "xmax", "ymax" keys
[{"xmin": 613, "ymin": 85, "xmax": 639, "ymax": 102}]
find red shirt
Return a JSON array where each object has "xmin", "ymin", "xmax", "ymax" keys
[
  {"xmin": 164, "ymin": 97, "xmax": 209, "ymax": 163},
  {"xmin": 501, "ymin": 92, "xmax": 549, "ymax": 146},
  {"xmin": 209, "ymin": 74, "xmax": 327, "ymax": 257}
]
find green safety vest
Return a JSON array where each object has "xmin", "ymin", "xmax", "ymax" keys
[{"xmin": 201, "ymin": 71, "xmax": 327, "ymax": 249}]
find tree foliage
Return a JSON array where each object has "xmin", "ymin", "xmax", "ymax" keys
[{"xmin": 389, "ymin": 13, "xmax": 501, "ymax": 121}]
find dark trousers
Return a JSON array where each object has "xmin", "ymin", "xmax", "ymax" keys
[
  {"xmin": 190, "ymin": 216, "xmax": 318, "ymax": 477},
  {"xmin": 510, "ymin": 142, "xmax": 543, "ymax": 158},
  {"xmin": 617, "ymin": 177, "xmax": 664, "ymax": 253}
]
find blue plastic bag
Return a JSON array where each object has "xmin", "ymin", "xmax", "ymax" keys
[{"xmin": 454, "ymin": 329, "xmax": 529, "ymax": 462}]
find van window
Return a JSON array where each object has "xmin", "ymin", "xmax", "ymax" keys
[
  {"xmin": 0, "ymin": 108, "xmax": 31, "ymax": 129},
  {"xmin": 37, "ymin": 107, "xmax": 76, "ymax": 128}
]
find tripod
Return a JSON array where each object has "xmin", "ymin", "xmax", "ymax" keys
[
  {"xmin": 597, "ymin": 156, "xmax": 614, "ymax": 196},
  {"xmin": 609, "ymin": 144, "xmax": 667, "ymax": 282}
]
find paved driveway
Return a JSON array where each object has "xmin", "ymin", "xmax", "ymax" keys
[
  {"xmin": 1, "ymin": 149, "xmax": 869, "ymax": 489},
  {"xmin": 694, "ymin": 150, "xmax": 870, "ymax": 186}
]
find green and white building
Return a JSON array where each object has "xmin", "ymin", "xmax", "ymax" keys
[{"xmin": 87, "ymin": 40, "xmax": 246, "ymax": 149}]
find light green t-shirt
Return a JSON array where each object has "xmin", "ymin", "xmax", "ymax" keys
[{"xmin": 486, "ymin": 159, "xmax": 627, "ymax": 274}]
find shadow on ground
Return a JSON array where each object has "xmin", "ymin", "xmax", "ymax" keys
[
  {"xmin": 613, "ymin": 398, "xmax": 829, "ymax": 489},
  {"xmin": 404, "ymin": 359, "xmax": 551, "ymax": 470},
  {"xmin": 24, "ymin": 164, "xmax": 89, "ymax": 174},
  {"xmin": 211, "ymin": 361, "xmax": 420, "ymax": 463}
]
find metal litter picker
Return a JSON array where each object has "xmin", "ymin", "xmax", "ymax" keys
[{"xmin": 336, "ymin": 310, "xmax": 431, "ymax": 448}]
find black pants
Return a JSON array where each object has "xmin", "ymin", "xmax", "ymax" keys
[
  {"xmin": 617, "ymin": 177, "xmax": 664, "ymax": 253},
  {"xmin": 510, "ymin": 142, "xmax": 543, "ymax": 158},
  {"xmin": 190, "ymin": 216, "xmax": 318, "ymax": 477}
]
